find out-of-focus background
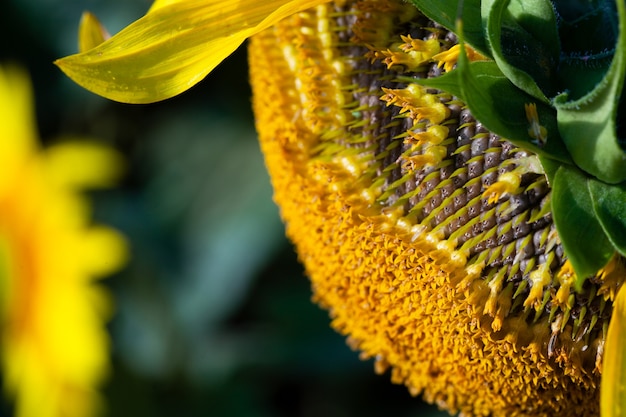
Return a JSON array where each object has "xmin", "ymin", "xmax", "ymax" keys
[{"xmin": 1, "ymin": 1, "xmax": 447, "ymax": 416}]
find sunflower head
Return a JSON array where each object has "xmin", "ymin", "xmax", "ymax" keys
[{"xmin": 248, "ymin": 1, "xmax": 625, "ymax": 415}]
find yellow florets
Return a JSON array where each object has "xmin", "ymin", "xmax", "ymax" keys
[
  {"xmin": 483, "ymin": 171, "xmax": 522, "ymax": 204},
  {"xmin": 525, "ymin": 103, "xmax": 548, "ymax": 145},
  {"xmin": 248, "ymin": 1, "xmax": 619, "ymax": 416},
  {"xmin": 432, "ymin": 44, "xmax": 490, "ymax": 72},
  {"xmin": 369, "ymin": 36, "xmax": 441, "ymax": 70}
]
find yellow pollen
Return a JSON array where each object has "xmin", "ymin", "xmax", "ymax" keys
[
  {"xmin": 482, "ymin": 171, "xmax": 522, "ymax": 204},
  {"xmin": 432, "ymin": 44, "xmax": 489, "ymax": 72},
  {"xmin": 406, "ymin": 125, "xmax": 449, "ymax": 146},
  {"xmin": 555, "ymin": 260, "xmax": 576, "ymax": 310},
  {"xmin": 381, "ymin": 86, "xmax": 450, "ymax": 124},
  {"xmin": 401, "ymin": 145, "xmax": 448, "ymax": 170},
  {"xmin": 525, "ymin": 103, "xmax": 548, "ymax": 144}
]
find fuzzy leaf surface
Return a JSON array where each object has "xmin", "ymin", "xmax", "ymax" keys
[
  {"xmin": 481, "ymin": 0, "xmax": 559, "ymax": 100},
  {"xmin": 553, "ymin": 0, "xmax": 626, "ymax": 184}
]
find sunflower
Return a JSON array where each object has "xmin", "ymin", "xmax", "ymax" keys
[
  {"xmin": 54, "ymin": 1, "xmax": 626, "ymax": 416},
  {"xmin": 0, "ymin": 65, "xmax": 127, "ymax": 417}
]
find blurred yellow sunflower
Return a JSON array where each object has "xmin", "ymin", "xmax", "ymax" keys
[{"xmin": 0, "ymin": 65, "xmax": 127, "ymax": 417}]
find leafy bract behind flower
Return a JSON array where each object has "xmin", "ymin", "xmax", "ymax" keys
[
  {"xmin": 0, "ymin": 65, "xmax": 127, "ymax": 417},
  {"xmin": 55, "ymin": 0, "xmax": 333, "ymax": 103},
  {"xmin": 409, "ymin": 0, "xmax": 626, "ymax": 289}
]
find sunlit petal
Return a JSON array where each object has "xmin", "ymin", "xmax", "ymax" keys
[
  {"xmin": 55, "ymin": 0, "xmax": 332, "ymax": 103},
  {"xmin": 602, "ymin": 283, "xmax": 626, "ymax": 417},
  {"xmin": 148, "ymin": 0, "xmax": 185, "ymax": 13}
]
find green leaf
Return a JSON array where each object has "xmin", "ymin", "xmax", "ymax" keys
[
  {"xmin": 412, "ymin": 23, "xmax": 571, "ymax": 164},
  {"xmin": 55, "ymin": 0, "xmax": 333, "ymax": 103},
  {"xmin": 454, "ymin": 60, "xmax": 564, "ymax": 159},
  {"xmin": 557, "ymin": 57, "xmax": 612, "ymax": 102},
  {"xmin": 405, "ymin": 69, "xmax": 464, "ymax": 98},
  {"xmin": 602, "ymin": 284, "xmax": 626, "ymax": 417},
  {"xmin": 481, "ymin": 0, "xmax": 559, "ymax": 100},
  {"xmin": 537, "ymin": 155, "xmax": 559, "ymax": 184},
  {"xmin": 407, "ymin": 0, "xmax": 490, "ymax": 56},
  {"xmin": 588, "ymin": 179, "xmax": 626, "ymax": 257},
  {"xmin": 551, "ymin": 165, "xmax": 614, "ymax": 289},
  {"xmin": 554, "ymin": 0, "xmax": 618, "ymax": 99},
  {"xmin": 553, "ymin": 0, "xmax": 626, "ymax": 184}
]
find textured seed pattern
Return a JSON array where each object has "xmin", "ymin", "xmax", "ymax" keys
[
  {"xmin": 316, "ymin": 0, "xmax": 617, "ymax": 350},
  {"xmin": 248, "ymin": 0, "xmax": 626, "ymax": 415}
]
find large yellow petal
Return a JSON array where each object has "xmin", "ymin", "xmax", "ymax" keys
[
  {"xmin": 148, "ymin": 0, "xmax": 184, "ymax": 13},
  {"xmin": 55, "ymin": 0, "xmax": 332, "ymax": 103},
  {"xmin": 602, "ymin": 284, "xmax": 626, "ymax": 417}
]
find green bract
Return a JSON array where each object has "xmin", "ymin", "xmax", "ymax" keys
[
  {"xmin": 550, "ymin": 164, "xmax": 615, "ymax": 280},
  {"xmin": 409, "ymin": 0, "xmax": 626, "ymax": 290},
  {"xmin": 481, "ymin": 0, "xmax": 560, "ymax": 102}
]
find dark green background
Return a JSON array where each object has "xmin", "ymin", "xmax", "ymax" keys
[{"xmin": 1, "ymin": 1, "xmax": 447, "ymax": 416}]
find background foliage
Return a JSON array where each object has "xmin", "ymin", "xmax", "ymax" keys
[{"xmin": 1, "ymin": 1, "xmax": 446, "ymax": 416}]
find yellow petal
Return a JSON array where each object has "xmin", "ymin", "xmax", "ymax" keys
[
  {"xmin": 78, "ymin": 12, "xmax": 110, "ymax": 52},
  {"xmin": 42, "ymin": 141, "xmax": 125, "ymax": 189},
  {"xmin": 78, "ymin": 226, "xmax": 129, "ymax": 277},
  {"xmin": 148, "ymin": 0, "xmax": 184, "ymax": 13},
  {"xmin": 0, "ymin": 66, "xmax": 37, "ymax": 196},
  {"xmin": 602, "ymin": 284, "xmax": 626, "ymax": 417},
  {"xmin": 55, "ymin": 0, "xmax": 332, "ymax": 103}
]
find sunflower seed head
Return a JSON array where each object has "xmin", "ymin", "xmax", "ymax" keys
[{"xmin": 249, "ymin": 1, "xmax": 626, "ymax": 415}]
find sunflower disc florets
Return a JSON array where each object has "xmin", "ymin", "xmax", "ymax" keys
[{"xmin": 249, "ymin": 1, "xmax": 626, "ymax": 415}]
